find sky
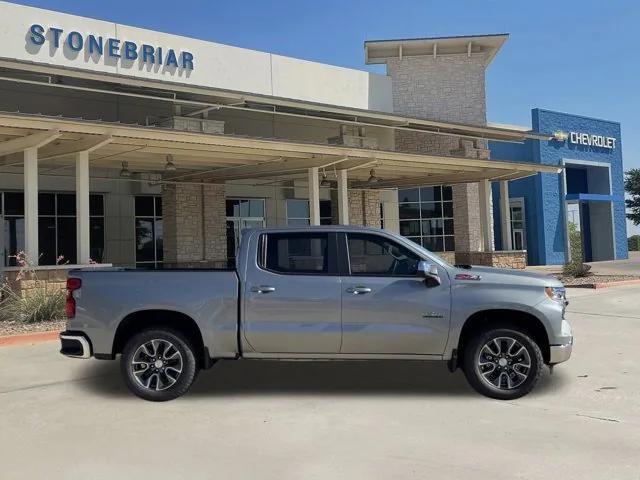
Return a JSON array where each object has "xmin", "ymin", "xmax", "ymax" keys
[{"xmin": 12, "ymin": 0, "xmax": 640, "ymax": 235}]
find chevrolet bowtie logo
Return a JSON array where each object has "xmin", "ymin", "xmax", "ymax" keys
[{"xmin": 552, "ymin": 130, "xmax": 568, "ymax": 142}]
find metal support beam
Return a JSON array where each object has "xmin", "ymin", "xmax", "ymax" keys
[
  {"xmin": 337, "ymin": 169, "xmax": 349, "ymax": 225},
  {"xmin": 500, "ymin": 180, "xmax": 513, "ymax": 250},
  {"xmin": 76, "ymin": 150, "xmax": 91, "ymax": 264},
  {"xmin": 23, "ymin": 147, "xmax": 39, "ymax": 265},
  {"xmin": 39, "ymin": 135, "xmax": 112, "ymax": 160},
  {"xmin": 308, "ymin": 167, "xmax": 320, "ymax": 226},
  {"xmin": 479, "ymin": 179, "xmax": 494, "ymax": 252},
  {"xmin": 0, "ymin": 129, "xmax": 61, "ymax": 157}
]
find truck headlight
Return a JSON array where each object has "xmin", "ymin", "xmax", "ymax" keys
[{"xmin": 545, "ymin": 286, "xmax": 566, "ymax": 303}]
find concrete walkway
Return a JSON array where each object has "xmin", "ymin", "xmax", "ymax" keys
[{"xmin": 527, "ymin": 251, "xmax": 640, "ymax": 275}]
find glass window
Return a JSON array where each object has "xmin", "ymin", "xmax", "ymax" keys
[
  {"xmin": 397, "ymin": 185, "xmax": 454, "ymax": 252},
  {"xmin": 4, "ymin": 192, "xmax": 24, "ymax": 216},
  {"xmin": 2, "ymin": 192, "xmax": 105, "ymax": 266},
  {"xmin": 57, "ymin": 194, "xmax": 76, "ymax": 216},
  {"xmin": 38, "ymin": 193, "xmax": 55, "ymax": 215},
  {"xmin": 4, "ymin": 217, "xmax": 25, "ymax": 266},
  {"xmin": 90, "ymin": 217, "xmax": 105, "ymax": 263},
  {"xmin": 90, "ymin": 194, "xmax": 105, "ymax": 216},
  {"xmin": 57, "ymin": 217, "xmax": 77, "ymax": 264},
  {"xmin": 38, "ymin": 217, "xmax": 56, "ymax": 265},
  {"xmin": 286, "ymin": 199, "xmax": 332, "ymax": 225},
  {"xmin": 135, "ymin": 196, "xmax": 155, "ymax": 217},
  {"xmin": 398, "ymin": 188, "xmax": 420, "ymax": 203},
  {"xmin": 347, "ymin": 233, "xmax": 420, "ymax": 276},
  {"xmin": 135, "ymin": 196, "xmax": 162, "ymax": 268},
  {"xmin": 263, "ymin": 233, "xmax": 329, "ymax": 274},
  {"xmin": 226, "ymin": 198, "xmax": 266, "ymax": 264},
  {"xmin": 286, "ymin": 199, "xmax": 309, "ymax": 219}
]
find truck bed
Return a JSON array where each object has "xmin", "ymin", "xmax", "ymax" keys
[{"xmin": 67, "ymin": 268, "xmax": 240, "ymax": 359}]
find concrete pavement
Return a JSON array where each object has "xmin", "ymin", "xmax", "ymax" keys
[{"xmin": 1, "ymin": 285, "xmax": 639, "ymax": 479}]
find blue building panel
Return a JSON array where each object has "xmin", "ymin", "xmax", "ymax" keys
[{"xmin": 490, "ymin": 108, "xmax": 627, "ymax": 265}]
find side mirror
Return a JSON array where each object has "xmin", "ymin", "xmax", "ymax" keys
[{"xmin": 417, "ymin": 261, "xmax": 441, "ymax": 286}]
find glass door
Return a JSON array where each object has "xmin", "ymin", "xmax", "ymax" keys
[
  {"xmin": 226, "ymin": 199, "xmax": 265, "ymax": 265},
  {"xmin": 509, "ymin": 199, "xmax": 527, "ymax": 251}
]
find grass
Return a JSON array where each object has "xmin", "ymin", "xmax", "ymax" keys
[{"xmin": 0, "ymin": 282, "xmax": 65, "ymax": 324}]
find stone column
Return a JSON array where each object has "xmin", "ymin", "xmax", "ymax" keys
[
  {"xmin": 347, "ymin": 190, "xmax": 381, "ymax": 227},
  {"xmin": 203, "ymin": 183, "xmax": 227, "ymax": 263},
  {"xmin": 163, "ymin": 182, "xmax": 227, "ymax": 266},
  {"xmin": 385, "ymin": 53, "xmax": 492, "ymax": 257}
]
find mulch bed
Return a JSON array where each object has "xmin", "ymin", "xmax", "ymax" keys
[
  {"xmin": 0, "ymin": 319, "xmax": 66, "ymax": 337},
  {"xmin": 557, "ymin": 275, "xmax": 640, "ymax": 288}
]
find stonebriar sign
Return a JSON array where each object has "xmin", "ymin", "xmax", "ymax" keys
[{"xmin": 28, "ymin": 24, "xmax": 194, "ymax": 70}]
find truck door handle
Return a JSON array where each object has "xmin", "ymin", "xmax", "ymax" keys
[
  {"xmin": 346, "ymin": 286, "xmax": 372, "ymax": 295},
  {"xmin": 251, "ymin": 285, "xmax": 276, "ymax": 294}
]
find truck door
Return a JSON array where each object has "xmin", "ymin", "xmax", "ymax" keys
[
  {"xmin": 340, "ymin": 232, "xmax": 451, "ymax": 355},
  {"xmin": 242, "ymin": 231, "xmax": 342, "ymax": 354}
]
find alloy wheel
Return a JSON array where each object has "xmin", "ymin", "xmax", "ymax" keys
[
  {"xmin": 476, "ymin": 336, "xmax": 532, "ymax": 390},
  {"xmin": 130, "ymin": 339, "xmax": 184, "ymax": 391}
]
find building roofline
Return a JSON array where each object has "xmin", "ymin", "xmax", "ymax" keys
[
  {"xmin": 365, "ymin": 33, "xmax": 509, "ymax": 65},
  {"xmin": 533, "ymin": 108, "xmax": 621, "ymax": 127}
]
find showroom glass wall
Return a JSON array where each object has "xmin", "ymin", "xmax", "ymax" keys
[
  {"xmin": 1, "ymin": 191, "xmax": 104, "ymax": 266},
  {"xmin": 398, "ymin": 186, "xmax": 454, "ymax": 252},
  {"xmin": 134, "ymin": 196, "xmax": 163, "ymax": 269}
]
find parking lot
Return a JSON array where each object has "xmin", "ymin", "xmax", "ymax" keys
[{"xmin": 1, "ymin": 285, "xmax": 639, "ymax": 480}]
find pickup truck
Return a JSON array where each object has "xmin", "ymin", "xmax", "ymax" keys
[{"xmin": 60, "ymin": 226, "xmax": 573, "ymax": 401}]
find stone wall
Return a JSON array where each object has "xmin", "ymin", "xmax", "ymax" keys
[
  {"xmin": 203, "ymin": 184, "xmax": 228, "ymax": 262},
  {"xmin": 385, "ymin": 52, "xmax": 493, "ymax": 253},
  {"xmin": 163, "ymin": 182, "xmax": 227, "ymax": 266},
  {"xmin": 348, "ymin": 190, "xmax": 381, "ymax": 227},
  {"xmin": 3, "ymin": 269, "xmax": 67, "ymax": 297},
  {"xmin": 455, "ymin": 250, "xmax": 527, "ymax": 269}
]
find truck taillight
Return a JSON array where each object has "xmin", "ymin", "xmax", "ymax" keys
[{"xmin": 66, "ymin": 278, "xmax": 82, "ymax": 319}]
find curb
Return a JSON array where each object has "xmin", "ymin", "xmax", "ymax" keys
[
  {"xmin": 566, "ymin": 279, "xmax": 640, "ymax": 289},
  {"xmin": 0, "ymin": 330, "xmax": 61, "ymax": 347}
]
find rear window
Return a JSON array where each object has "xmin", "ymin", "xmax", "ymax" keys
[{"xmin": 261, "ymin": 233, "xmax": 330, "ymax": 274}]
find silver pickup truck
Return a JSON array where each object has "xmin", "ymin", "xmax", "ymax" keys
[{"xmin": 60, "ymin": 226, "xmax": 572, "ymax": 401}]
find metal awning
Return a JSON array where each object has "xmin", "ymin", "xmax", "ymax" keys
[
  {"xmin": 0, "ymin": 60, "xmax": 550, "ymax": 144},
  {"xmin": 0, "ymin": 111, "xmax": 561, "ymax": 188}
]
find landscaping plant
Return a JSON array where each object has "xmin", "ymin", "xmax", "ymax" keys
[
  {"xmin": 0, "ymin": 252, "xmax": 65, "ymax": 323},
  {"xmin": 562, "ymin": 222, "xmax": 591, "ymax": 278}
]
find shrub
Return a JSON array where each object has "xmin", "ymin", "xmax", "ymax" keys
[
  {"xmin": 628, "ymin": 235, "xmax": 640, "ymax": 252},
  {"xmin": 562, "ymin": 222, "xmax": 591, "ymax": 278},
  {"xmin": 0, "ymin": 283, "xmax": 65, "ymax": 323},
  {"xmin": 0, "ymin": 251, "xmax": 66, "ymax": 323}
]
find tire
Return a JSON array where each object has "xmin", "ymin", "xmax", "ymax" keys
[
  {"xmin": 121, "ymin": 328, "xmax": 199, "ymax": 401},
  {"xmin": 462, "ymin": 327, "xmax": 543, "ymax": 400}
]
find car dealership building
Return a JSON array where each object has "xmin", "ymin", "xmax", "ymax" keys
[{"xmin": 0, "ymin": 1, "xmax": 628, "ymax": 289}]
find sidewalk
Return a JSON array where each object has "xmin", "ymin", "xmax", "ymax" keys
[{"xmin": 526, "ymin": 251, "xmax": 640, "ymax": 276}]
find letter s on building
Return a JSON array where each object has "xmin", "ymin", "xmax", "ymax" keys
[{"xmin": 29, "ymin": 24, "xmax": 46, "ymax": 45}]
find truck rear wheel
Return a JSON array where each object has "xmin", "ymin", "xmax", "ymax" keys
[
  {"xmin": 121, "ymin": 328, "xmax": 199, "ymax": 401},
  {"xmin": 462, "ymin": 327, "xmax": 543, "ymax": 400}
]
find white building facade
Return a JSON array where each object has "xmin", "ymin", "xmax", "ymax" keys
[{"xmin": 0, "ymin": 2, "xmax": 560, "ymax": 287}]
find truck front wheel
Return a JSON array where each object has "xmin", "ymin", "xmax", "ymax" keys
[
  {"xmin": 121, "ymin": 328, "xmax": 199, "ymax": 401},
  {"xmin": 462, "ymin": 327, "xmax": 543, "ymax": 400}
]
